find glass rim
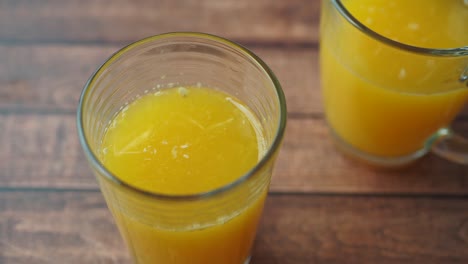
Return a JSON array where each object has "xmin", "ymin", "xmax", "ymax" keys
[
  {"xmin": 331, "ymin": 0, "xmax": 468, "ymax": 57},
  {"xmin": 77, "ymin": 32, "xmax": 287, "ymax": 201}
]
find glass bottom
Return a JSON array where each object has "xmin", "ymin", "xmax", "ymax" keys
[{"xmin": 330, "ymin": 128, "xmax": 429, "ymax": 168}]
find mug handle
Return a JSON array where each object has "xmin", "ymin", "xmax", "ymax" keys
[
  {"xmin": 431, "ymin": 70, "xmax": 468, "ymax": 164},
  {"xmin": 431, "ymin": 128, "xmax": 468, "ymax": 164}
]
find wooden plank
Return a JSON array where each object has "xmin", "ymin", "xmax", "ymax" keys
[
  {"xmin": 1, "ymin": 191, "xmax": 468, "ymax": 263},
  {"xmin": 0, "ymin": 45, "xmax": 321, "ymax": 115},
  {"xmin": 0, "ymin": 191, "xmax": 127, "ymax": 264},
  {"xmin": 2, "ymin": 114, "xmax": 468, "ymax": 194},
  {"xmin": 0, "ymin": 114, "xmax": 92, "ymax": 188},
  {"xmin": 2, "ymin": 44, "xmax": 467, "ymax": 117},
  {"xmin": 0, "ymin": 45, "xmax": 117, "ymax": 113},
  {"xmin": 0, "ymin": 0, "xmax": 318, "ymax": 44},
  {"xmin": 254, "ymin": 194, "xmax": 468, "ymax": 264}
]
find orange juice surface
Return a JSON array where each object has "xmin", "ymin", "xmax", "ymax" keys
[
  {"xmin": 321, "ymin": 0, "xmax": 468, "ymax": 157},
  {"xmin": 100, "ymin": 86, "xmax": 266, "ymax": 264}
]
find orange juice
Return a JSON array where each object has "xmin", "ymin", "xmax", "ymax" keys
[
  {"xmin": 99, "ymin": 86, "xmax": 266, "ymax": 264},
  {"xmin": 321, "ymin": 0, "xmax": 468, "ymax": 157}
]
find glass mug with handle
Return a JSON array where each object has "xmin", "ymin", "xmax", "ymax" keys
[
  {"xmin": 320, "ymin": 0, "xmax": 468, "ymax": 167},
  {"xmin": 77, "ymin": 33, "xmax": 286, "ymax": 264}
]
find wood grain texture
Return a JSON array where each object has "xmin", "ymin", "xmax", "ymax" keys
[
  {"xmin": 0, "ymin": 0, "xmax": 318, "ymax": 44},
  {"xmin": 1, "ymin": 191, "xmax": 468, "ymax": 264},
  {"xmin": 254, "ymin": 194, "xmax": 468, "ymax": 264},
  {"xmin": 0, "ymin": 45, "xmax": 117, "ymax": 114},
  {"xmin": 0, "ymin": 191, "xmax": 127, "ymax": 264},
  {"xmin": 2, "ymin": 44, "xmax": 466, "ymax": 117},
  {"xmin": 1, "ymin": 1, "xmax": 466, "ymax": 263},
  {"xmin": 0, "ymin": 114, "xmax": 90, "ymax": 189},
  {"xmin": 0, "ymin": 45, "xmax": 320, "ymax": 115},
  {"xmin": 2, "ymin": 113, "xmax": 468, "ymax": 194}
]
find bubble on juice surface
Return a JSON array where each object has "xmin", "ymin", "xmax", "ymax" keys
[
  {"xmin": 180, "ymin": 143, "xmax": 190, "ymax": 149},
  {"xmin": 178, "ymin": 87, "xmax": 189, "ymax": 97}
]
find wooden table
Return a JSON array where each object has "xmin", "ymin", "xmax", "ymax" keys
[{"xmin": 1, "ymin": 0, "xmax": 468, "ymax": 263}]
